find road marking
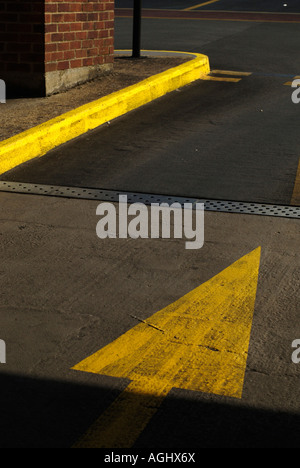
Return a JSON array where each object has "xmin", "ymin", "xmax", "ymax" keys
[
  {"xmin": 72, "ymin": 247, "xmax": 261, "ymax": 448},
  {"xmin": 284, "ymin": 76, "xmax": 300, "ymax": 86},
  {"xmin": 184, "ymin": 0, "xmax": 220, "ymax": 11},
  {"xmin": 291, "ymin": 158, "xmax": 300, "ymax": 206},
  {"xmin": 201, "ymin": 75, "xmax": 241, "ymax": 82},
  {"xmin": 115, "ymin": 8, "xmax": 300, "ymax": 23},
  {"xmin": 0, "ymin": 52, "xmax": 209, "ymax": 175},
  {"xmin": 201, "ymin": 70, "xmax": 252, "ymax": 83},
  {"xmin": 211, "ymin": 69, "xmax": 252, "ymax": 76},
  {"xmin": 200, "ymin": 69, "xmax": 252, "ymax": 83}
]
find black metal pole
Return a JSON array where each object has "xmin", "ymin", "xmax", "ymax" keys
[{"xmin": 132, "ymin": 0, "xmax": 142, "ymax": 58}]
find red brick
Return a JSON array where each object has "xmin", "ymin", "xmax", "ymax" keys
[
  {"xmin": 57, "ymin": 42, "xmax": 70, "ymax": 51},
  {"xmin": 50, "ymin": 51, "xmax": 64, "ymax": 61},
  {"xmin": 45, "ymin": 62, "xmax": 57, "ymax": 72},
  {"xmin": 45, "ymin": 43, "xmax": 57, "ymax": 53},
  {"xmin": 45, "ymin": 24, "xmax": 57, "ymax": 33},
  {"xmin": 51, "ymin": 32, "xmax": 63, "ymax": 42},
  {"xmin": 58, "ymin": 23, "xmax": 71, "ymax": 32},
  {"xmin": 82, "ymin": 57, "xmax": 93, "ymax": 67},
  {"xmin": 57, "ymin": 60, "xmax": 70, "ymax": 71},
  {"xmin": 70, "ymin": 58, "xmax": 82, "ymax": 69},
  {"xmin": 63, "ymin": 50, "xmax": 75, "ymax": 60}
]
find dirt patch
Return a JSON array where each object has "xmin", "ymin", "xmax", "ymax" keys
[{"xmin": 0, "ymin": 56, "xmax": 189, "ymax": 142}]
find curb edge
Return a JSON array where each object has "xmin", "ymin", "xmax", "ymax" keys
[{"xmin": 0, "ymin": 50, "xmax": 210, "ymax": 175}]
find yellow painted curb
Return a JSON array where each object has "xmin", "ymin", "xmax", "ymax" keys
[{"xmin": 0, "ymin": 50, "xmax": 210, "ymax": 175}]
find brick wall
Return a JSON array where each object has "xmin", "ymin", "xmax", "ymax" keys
[
  {"xmin": 44, "ymin": 0, "xmax": 114, "ymax": 95},
  {"xmin": 0, "ymin": 0, "xmax": 114, "ymax": 97}
]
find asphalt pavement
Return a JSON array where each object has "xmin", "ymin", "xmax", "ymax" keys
[
  {"xmin": 4, "ymin": 7, "xmax": 300, "ymax": 205},
  {"xmin": 3, "ymin": 72, "xmax": 298, "ymax": 205},
  {"xmin": 115, "ymin": 0, "xmax": 300, "ymax": 12}
]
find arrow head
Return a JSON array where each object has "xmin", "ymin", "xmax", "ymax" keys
[{"xmin": 73, "ymin": 247, "xmax": 261, "ymax": 399}]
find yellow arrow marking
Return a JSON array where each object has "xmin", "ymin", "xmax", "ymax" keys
[{"xmin": 72, "ymin": 247, "xmax": 261, "ymax": 448}]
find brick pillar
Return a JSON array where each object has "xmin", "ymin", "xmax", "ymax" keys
[
  {"xmin": 45, "ymin": 0, "xmax": 114, "ymax": 95},
  {"xmin": 0, "ymin": 1, "xmax": 114, "ymax": 98}
]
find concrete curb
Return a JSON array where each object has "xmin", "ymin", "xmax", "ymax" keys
[{"xmin": 0, "ymin": 50, "xmax": 210, "ymax": 175}]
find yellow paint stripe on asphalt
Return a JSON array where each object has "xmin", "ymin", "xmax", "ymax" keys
[
  {"xmin": 73, "ymin": 379, "xmax": 171, "ymax": 449},
  {"xmin": 211, "ymin": 69, "xmax": 252, "ymax": 76},
  {"xmin": 0, "ymin": 50, "xmax": 210, "ymax": 175},
  {"xmin": 201, "ymin": 75, "xmax": 241, "ymax": 82},
  {"xmin": 72, "ymin": 247, "xmax": 261, "ymax": 448},
  {"xmin": 291, "ymin": 158, "xmax": 300, "ymax": 206},
  {"xmin": 184, "ymin": 0, "xmax": 220, "ymax": 10},
  {"xmin": 116, "ymin": 10, "xmax": 300, "ymax": 23},
  {"xmin": 284, "ymin": 76, "xmax": 300, "ymax": 86}
]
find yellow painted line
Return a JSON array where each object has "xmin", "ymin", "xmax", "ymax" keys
[
  {"xmin": 201, "ymin": 75, "xmax": 241, "ymax": 82},
  {"xmin": 184, "ymin": 0, "xmax": 220, "ymax": 11},
  {"xmin": 72, "ymin": 247, "xmax": 261, "ymax": 448},
  {"xmin": 284, "ymin": 76, "xmax": 300, "ymax": 86},
  {"xmin": 116, "ymin": 8, "xmax": 300, "ymax": 23},
  {"xmin": 0, "ymin": 50, "xmax": 210, "ymax": 175},
  {"xmin": 201, "ymin": 69, "xmax": 253, "ymax": 82},
  {"xmin": 211, "ymin": 69, "xmax": 252, "ymax": 76},
  {"xmin": 147, "ymin": 18, "xmax": 300, "ymax": 24},
  {"xmin": 291, "ymin": 158, "xmax": 300, "ymax": 206}
]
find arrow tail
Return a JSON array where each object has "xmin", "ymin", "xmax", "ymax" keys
[{"xmin": 73, "ymin": 379, "xmax": 172, "ymax": 448}]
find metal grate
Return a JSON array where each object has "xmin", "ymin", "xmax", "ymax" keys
[{"xmin": 0, "ymin": 181, "xmax": 299, "ymax": 219}]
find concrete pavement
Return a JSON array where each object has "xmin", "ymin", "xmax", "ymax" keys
[{"xmin": 0, "ymin": 188, "xmax": 299, "ymax": 447}]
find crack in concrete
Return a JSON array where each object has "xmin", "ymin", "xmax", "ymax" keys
[{"xmin": 130, "ymin": 314, "xmax": 245, "ymax": 356}]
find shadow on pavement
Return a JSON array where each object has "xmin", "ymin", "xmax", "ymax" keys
[{"xmin": 0, "ymin": 371, "xmax": 299, "ymax": 448}]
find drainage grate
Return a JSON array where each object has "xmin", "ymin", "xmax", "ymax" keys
[{"xmin": 0, "ymin": 181, "xmax": 299, "ymax": 219}]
